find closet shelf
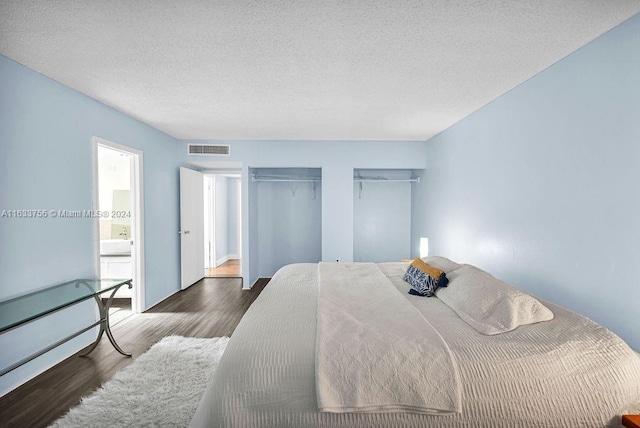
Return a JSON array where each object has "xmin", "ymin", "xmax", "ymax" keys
[{"xmin": 252, "ymin": 174, "xmax": 419, "ymax": 183}]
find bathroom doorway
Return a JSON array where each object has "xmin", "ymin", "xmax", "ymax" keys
[{"xmin": 93, "ymin": 137, "xmax": 145, "ymax": 314}]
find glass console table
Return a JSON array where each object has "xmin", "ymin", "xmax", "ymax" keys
[{"xmin": 0, "ymin": 278, "xmax": 133, "ymax": 377}]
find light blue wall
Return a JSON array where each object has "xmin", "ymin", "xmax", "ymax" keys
[
  {"xmin": 179, "ymin": 141, "xmax": 428, "ymax": 285},
  {"xmin": 0, "ymin": 54, "xmax": 181, "ymax": 395},
  {"xmin": 214, "ymin": 176, "xmax": 229, "ymax": 263},
  {"xmin": 227, "ymin": 178, "xmax": 240, "ymax": 257},
  {"xmin": 248, "ymin": 175, "xmax": 260, "ymax": 284},
  {"xmin": 353, "ymin": 169, "xmax": 413, "ymax": 262},
  {"xmin": 414, "ymin": 15, "xmax": 640, "ymax": 351}
]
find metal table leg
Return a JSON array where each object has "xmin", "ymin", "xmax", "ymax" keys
[{"xmin": 80, "ymin": 281, "xmax": 132, "ymax": 357}]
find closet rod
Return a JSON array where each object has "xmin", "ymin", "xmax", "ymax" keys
[
  {"xmin": 354, "ymin": 177, "xmax": 420, "ymax": 183},
  {"xmin": 252, "ymin": 177, "xmax": 321, "ymax": 182}
]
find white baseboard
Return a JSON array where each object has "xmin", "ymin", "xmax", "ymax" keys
[
  {"xmin": 215, "ymin": 254, "xmax": 240, "ymax": 267},
  {"xmin": 244, "ymin": 277, "xmax": 270, "ymax": 290},
  {"xmin": 215, "ymin": 255, "xmax": 231, "ymax": 267}
]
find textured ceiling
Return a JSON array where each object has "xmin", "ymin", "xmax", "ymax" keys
[{"xmin": 1, "ymin": 1, "xmax": 639, "ymax": 141}]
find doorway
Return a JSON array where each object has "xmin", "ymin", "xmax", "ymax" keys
[
  {"xmin": 93, "ymin": 137, "xmax": 145, "ymax": 314},
  {"xmin": 204, "ymin": 174, "xmax": 242, "ymax": 278}
]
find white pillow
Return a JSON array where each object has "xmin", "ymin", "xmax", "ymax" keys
[{"xmin": 435, "ymin": 265, "xmax": 554, "ymax": 335}]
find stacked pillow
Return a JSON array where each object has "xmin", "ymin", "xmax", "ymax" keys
[
  {"xmin": 436, "ymin": 265, "xmax": 554, "ymax": 335},
  {"xmin": 403, "ymin": 258, "xmax": 449, "ymax": 297},
  {"xmin": 402, "ymin": 255, "xmax": 554, "ymax": 334}
]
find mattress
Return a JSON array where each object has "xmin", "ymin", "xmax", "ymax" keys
[{"xmin": 190, "ymin": 263, "xmax": 640, "ymax": 427}]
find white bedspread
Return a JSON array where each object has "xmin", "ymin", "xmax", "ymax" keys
[
  {"xmin": 316, "ymin": 262, "xmax": 460, "ymax": 414},
  {"xmin": 190, "ymin": 263, "xmax": 640, "ymax": 428}
]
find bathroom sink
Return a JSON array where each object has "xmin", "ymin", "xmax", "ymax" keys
[{"xmin": 100, "ymin": 239, "xmax": 132, "ymax": 255}]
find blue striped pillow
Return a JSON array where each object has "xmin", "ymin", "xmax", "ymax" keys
[{"xmin": 404, "ymin": 264, "xmax": 439, "ymax": 296}]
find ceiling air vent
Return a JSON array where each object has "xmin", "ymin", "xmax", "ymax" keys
[{"xmin": 187, "ymin": 144, "xmax": 230, "ymax": 156}]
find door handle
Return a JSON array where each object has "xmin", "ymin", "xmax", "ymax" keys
[{"xmin": 180, "ymin": 230, "xmax": 191, "ymax": 235}]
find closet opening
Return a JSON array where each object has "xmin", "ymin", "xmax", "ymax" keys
[
  {"xmin": 249, "ymin": 167, "xmax": 322, "ymax": 279},
  {"xmin": 353, "ymin": 169, "xmax": 419, "ymax": 263}
]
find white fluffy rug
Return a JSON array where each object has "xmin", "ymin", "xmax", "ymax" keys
[{"xmin": 50, "ymin": 336, "xmax": 229, "ymax": 428}]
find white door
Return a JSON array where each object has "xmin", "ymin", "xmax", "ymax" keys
[
  {"xmin": 180, "ymin": 167, "xmax": 205, "ymax": 289},
  {"xmin": 203, "ymin": 176, "xmax": 216, "ymax": 270}
]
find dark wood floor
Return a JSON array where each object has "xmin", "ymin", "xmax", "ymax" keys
[{"xmin": 0, "ymin": 277, "xmax": 268, "ymax": 428}]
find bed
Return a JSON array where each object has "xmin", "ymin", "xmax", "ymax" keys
[{"xmin": 190, "ymin": 257, "xmax": 640, "ymax": 427}]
